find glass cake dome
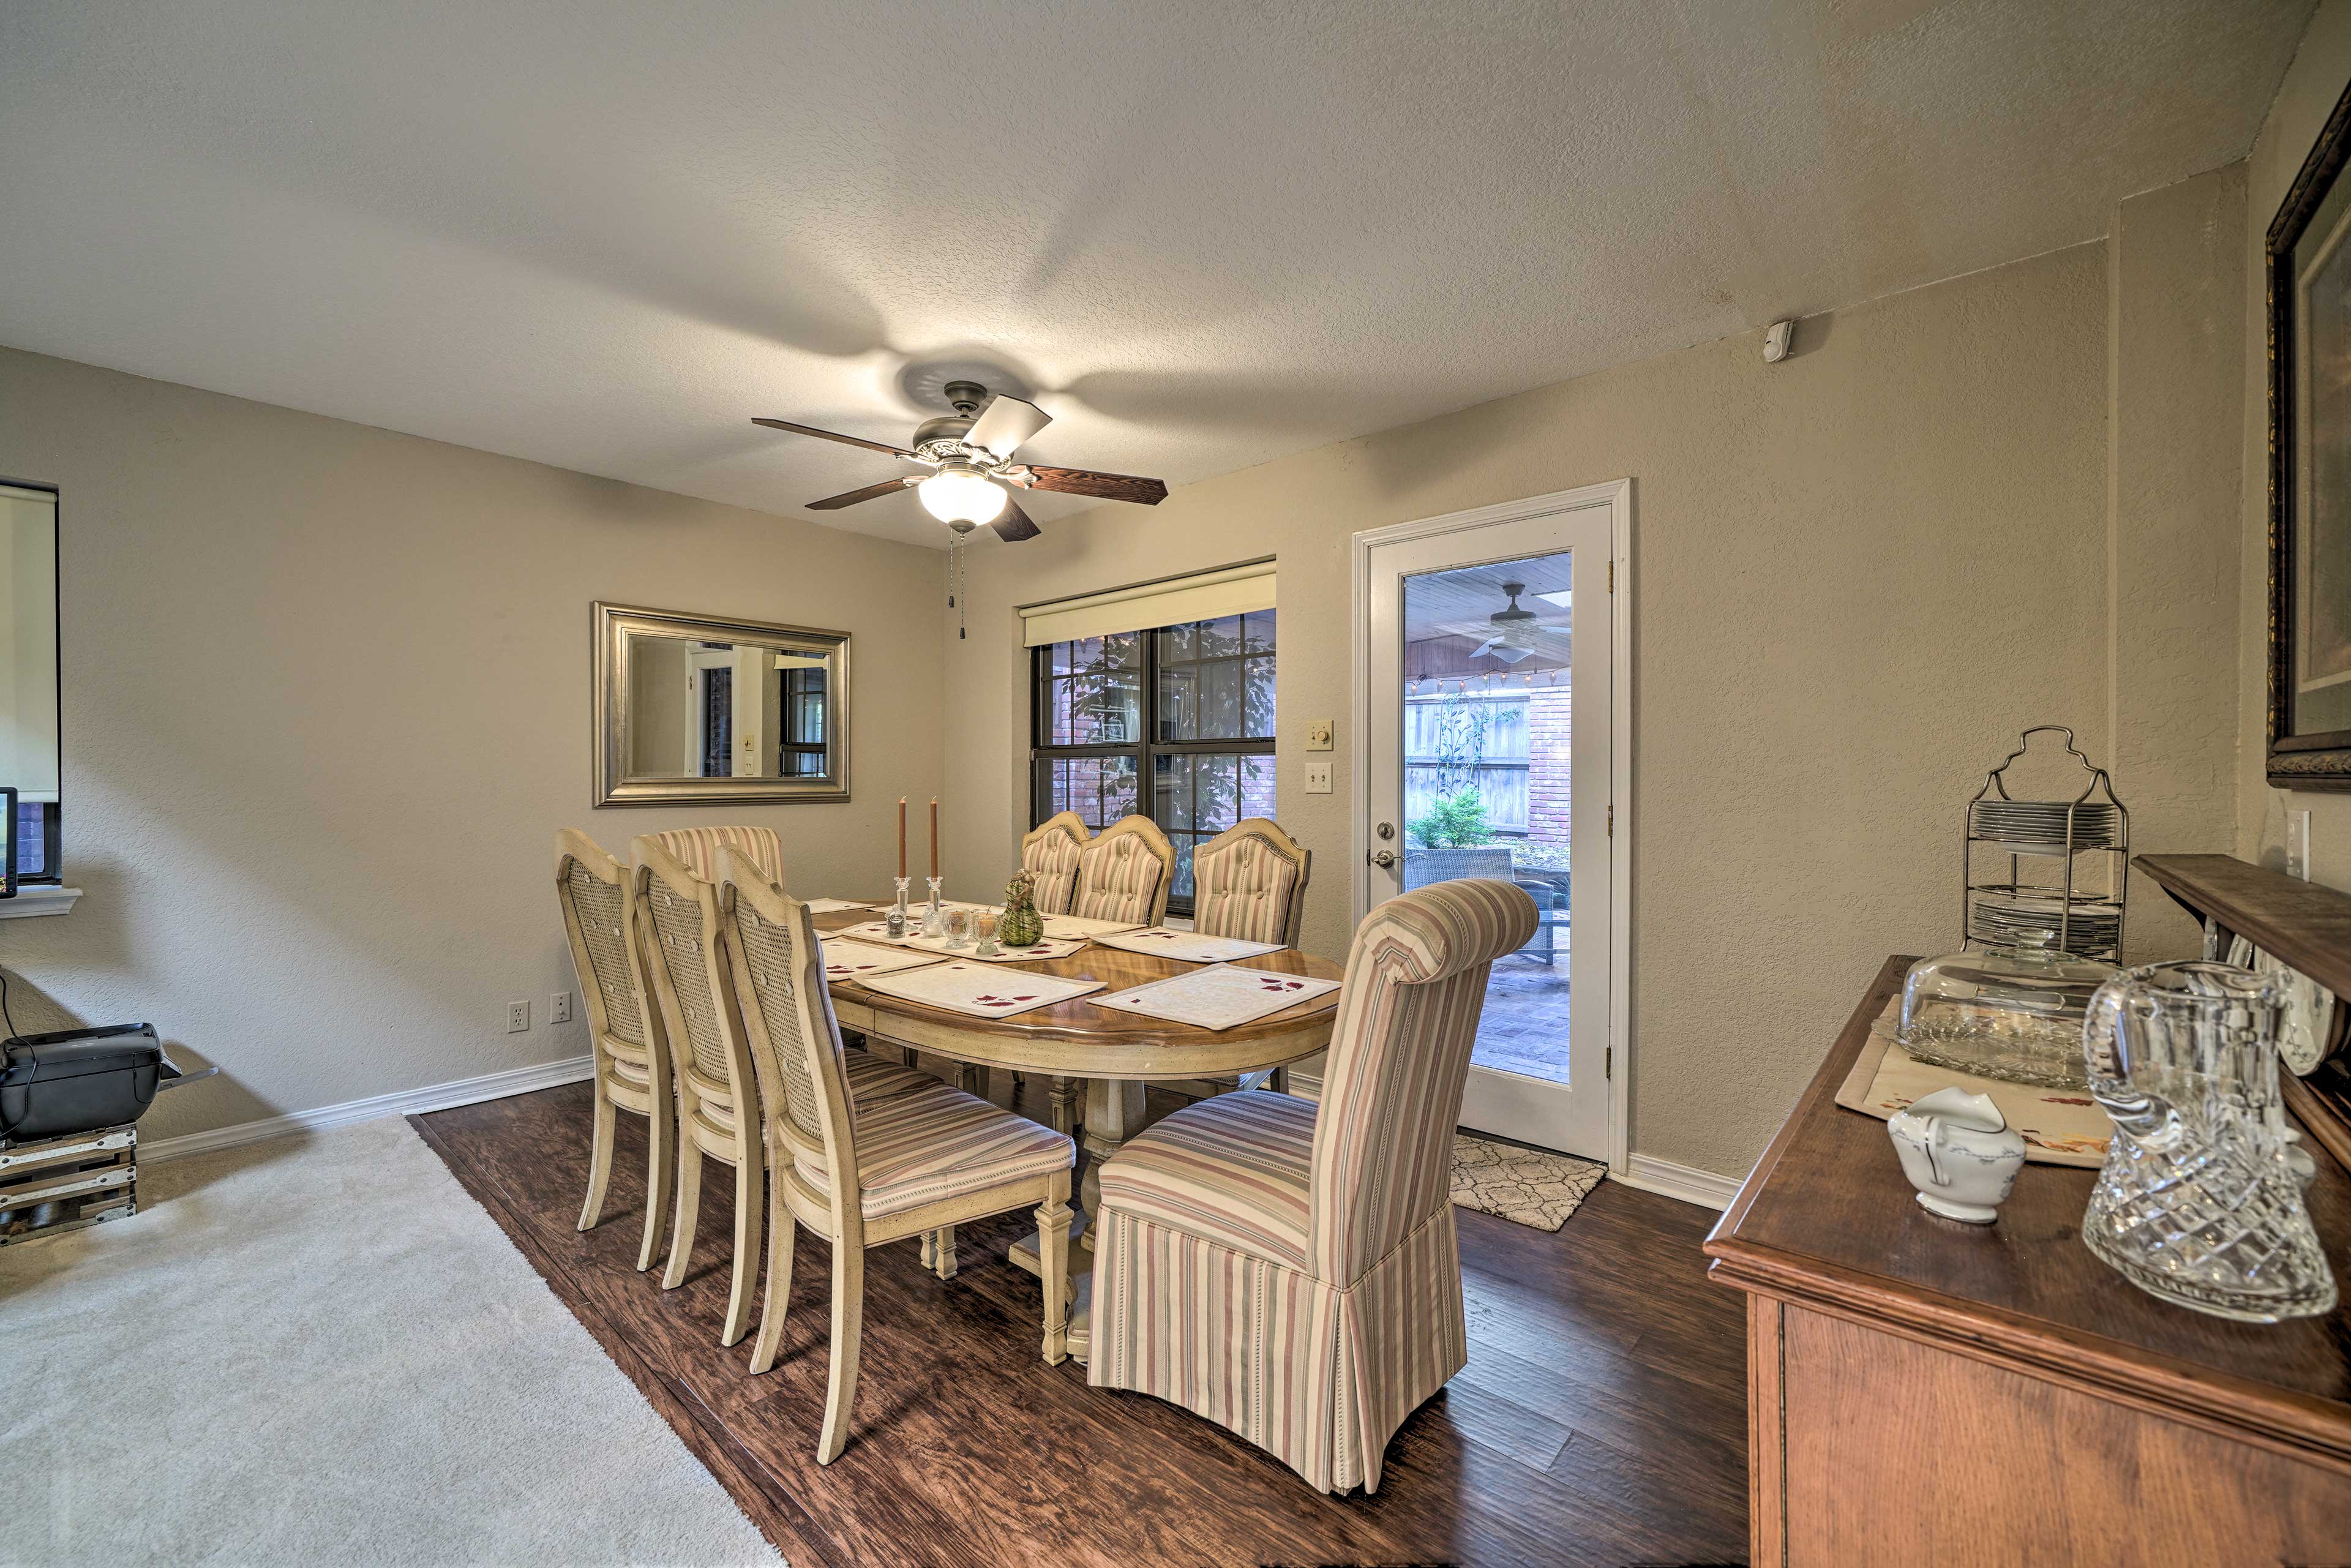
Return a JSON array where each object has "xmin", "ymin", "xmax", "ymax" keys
[{"xmin": 1897, "ymin": 937, "xmax": 2120, "ymax": 1090}]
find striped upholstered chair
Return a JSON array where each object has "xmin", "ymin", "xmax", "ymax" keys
[
  {"xmin": 1073, "ymin": 814, "xmax": 1176, "ymax": 926},
  {"xmin": 643, "ymin": 825, "xmax": 784, "ymax": 886},
  {"xmin": 553, "ymin": 830, "xmax": 673, "ymax": 1271},
  {"xmin": 1019, "ymin": 811, "xmax": 1089, "ymax": 915},
  {"xmin": 717, "ymin": 849, "xmax": 1075, "ymax": 1463},
  {"xmin": 631, "ymin": 834, "xmax": 771, "ymax": 1346},
  {"xmin": 1087, "ymin": 879, "xmax": 1538, "ymax": 1495},
  {"xmin": 1190, "ymin": 817, "xmax": 1313, "ymax": 1095}
]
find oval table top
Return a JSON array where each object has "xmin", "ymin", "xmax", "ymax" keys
[{"xmin": 812, "ymin": 904, "xmax": 1344, "ymax": 1082}]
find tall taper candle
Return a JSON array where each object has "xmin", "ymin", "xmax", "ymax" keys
[
  {"xmin": 898, "ymin": 797, "xmax": 907, "ymax": 880},
  {"xmin": 929, "ymin": 797, "xmax": 940, "ymax": 879}
]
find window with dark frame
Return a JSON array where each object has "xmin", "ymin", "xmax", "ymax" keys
[{"xmin": 1030, "ymin": 609, "xmax": 1275, "ymax": 914}]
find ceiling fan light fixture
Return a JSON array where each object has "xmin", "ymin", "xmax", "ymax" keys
[{"xmin": 917, "ymin": 464, "xmax": 1008, "ymax": 526}]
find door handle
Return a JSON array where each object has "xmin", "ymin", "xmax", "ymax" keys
[{"xmin": 1370, "ymin": 849, "xmax": 1398, "ymax": 869}]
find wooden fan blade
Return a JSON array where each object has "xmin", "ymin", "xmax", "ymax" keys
[
  {"xmin": 1023, "ymin": 465, "xmax": 1169, "ymax": 505},
  {"xmin": 966, "ymin": 395, "xmax": 1052, "ymax": 459},
  {"xmin": 752, "ymin": 418, "xmax": 915, "ymax": 460},
  {"xmin": 806, "ymin": 476, "xmax": 917, "ymax": 511},
  {"xmin": 990, "ymin": 498, "xmax": 1042, "ymax": 542}
]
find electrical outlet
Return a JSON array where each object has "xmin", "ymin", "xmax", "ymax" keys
[
  {"xmin": 506, "ymin": 1000, "xmax": 530, "ymax": 1033},
  {"xmin": 1303, "ymin": 760, "xmax": 1333, "ymax": 795},
  {"xmin": 2288, "ymin": 809, "xmax": 2312, "ymax": 881},
  {"xmin": 550, "ymin": 991, "xmax": 572, "ymax": 1025},
  {"xmin": 1305, "ymin": 718, "xmax": 1335, "ymax": 751}
]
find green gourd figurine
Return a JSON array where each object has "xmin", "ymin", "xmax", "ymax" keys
[{"xmin": 999, "ymin": 869, "xmax": 1044, "ymax": 948}]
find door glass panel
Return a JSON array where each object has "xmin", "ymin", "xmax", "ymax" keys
[{"xmin": 1400, "ymin": 552, "xmax": 1573, "ymax": 1086}]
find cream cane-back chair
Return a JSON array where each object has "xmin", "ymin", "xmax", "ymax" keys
[
  {"xmin": 1087, "ymin": 878, "xmax": 1538, "ymax": 1494},
  {"xmin": 554, "ymin": 830, "xmax": 673, "ymax": 1272},
  {"xmin": 631, "ymin": 834, "xmax": 768, "ymax": 1346},
  {"xmin": 717, "ymin": 849, "xmax": 1076, "ymax": 1463},
  {"xmin": 642, "ymin": 825, "xmax": 785, "ymax": 885}
]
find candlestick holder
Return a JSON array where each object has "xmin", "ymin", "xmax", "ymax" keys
[
  {"xmin": 887, "ymin": 877, "xmax": 912, "ymax": 939},
  {"xmin": 973, "ymin": 912, "xmax": 1000, "ymax": 958},
  {"xmin": 922, "ymin": 876, "xmax": 948, "ymax": 937}
]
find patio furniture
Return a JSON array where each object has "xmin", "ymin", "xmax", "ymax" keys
[{"xmin": 1403, "ymin": 849, "xmax": 1566, "ymax": 965}]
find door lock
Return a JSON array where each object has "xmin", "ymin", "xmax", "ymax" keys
[
  {"xmin": 1370, "ymin": 849, "xmax": 1398, "ymax": 868},
  {"xmin": 1375, "ymin": 821, "xmax": 1396, "ymax": 841}
]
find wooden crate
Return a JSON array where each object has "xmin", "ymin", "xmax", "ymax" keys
[{"xmin": 0, "ymin": 1123, "xmax": 137, "ymax": 1245}]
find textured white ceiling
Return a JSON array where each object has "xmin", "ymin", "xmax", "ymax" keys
[{"xmin": 0, "ymin": 0, "xmax": 2314, "ymax": 548}]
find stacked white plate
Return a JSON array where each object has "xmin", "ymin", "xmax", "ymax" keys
[
  {"xmin": 1968, "ymin": 890, "xmax": 2122, "ymax": 953},
  {"xmin": 1968, "ymin": 799, "xmax": 2121, "ymax": 853}
]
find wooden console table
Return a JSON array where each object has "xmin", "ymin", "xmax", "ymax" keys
[{"xmin": 1706, "ymin": 950, "xmax": 2351, "ymax": 1567}]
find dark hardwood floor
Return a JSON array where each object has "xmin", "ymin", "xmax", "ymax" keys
[{"xmin": 413, "ymin": 1080, "xmax": 1748, "ymax": 1568}]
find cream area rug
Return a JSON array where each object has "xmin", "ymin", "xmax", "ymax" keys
[
  {"xmin": 0, "ymin": 1118, "xmax": 783, "ymax": 1568},
  {"xmin": 1450, "ymin": 1133, "xmax": 1607, "ymax": 1231}
]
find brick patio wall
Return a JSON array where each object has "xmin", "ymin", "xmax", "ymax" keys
[{"xmin": 1527, "ymin": 685, "xmax": 1572, "ymax": 847}]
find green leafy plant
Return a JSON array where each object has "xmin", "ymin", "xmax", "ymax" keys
[{"xmin": 1408, "ymin": 787, "xmax": 1491, "ymax": 847}]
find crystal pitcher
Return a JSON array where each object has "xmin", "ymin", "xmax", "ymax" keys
[{"xmin": 2080, "ymin": 961, "xmax": 2336, "ymax": 1322}]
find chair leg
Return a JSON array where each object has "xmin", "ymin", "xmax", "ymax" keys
[
  {"xmin": 637, "ymin": 1095, "xmax": 675, "ymax": 1274},
  {"xmin": 577, "ymin": 1075, "xmax": 616, "ymax": 1232},
  {"xmin": 748, "ymin": 1170, "xmax": 795, "ymax": 1375},
  {"xmin": 1267, "ymin": 1065, "xmax": 1289, "ymax": 1095},
  {"xmin": 934, "ymin": 1225, "xmax": 959, "ymax": 1280},
  {"xmin": 920, "ymin": 1229, "xmax": 936, "ymax": 1270},
  {"xmin": 1048, "ymin": 1076, "xmax": 1082, "ymax": 1136},
  {"xmin": 663, "ymin": 1136, "xmax": 703, "ymax": 1291},
  {"xmin": 722, "ymin": 1146, "xmax": 763, "ymax": 1346},
  {"xmin": 817, "ymin": 1239, "xmax": 866, "ymax": 1465},
  {"xmin": 1038, "ymin": 1174, "xmax": 1072, "ymax": 1365}
]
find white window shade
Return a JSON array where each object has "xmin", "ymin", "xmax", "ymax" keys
[
  {"xmin": 0, "ymin": 486, "xmax": 58, "ymax": 805},
  {"xmin": 1019, "ymin": 561, "xmax": 1274, "ymax": 647}
]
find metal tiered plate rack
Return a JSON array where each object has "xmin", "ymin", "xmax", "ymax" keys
[{"xmin": 1962, "ymin": 726, "xmax": 2129, "ymax": 960}]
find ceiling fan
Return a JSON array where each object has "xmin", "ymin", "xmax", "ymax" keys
[
  {"xmin": 1437, "ymin": 581, "xmax": 1570, "ymax": 664},
  {"xmin": 752, "ymin": 381, "xmax": 1168, "ymax": 543}
]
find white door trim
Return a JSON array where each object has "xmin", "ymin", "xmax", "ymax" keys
[{"xmin": 1349, "ymin": 479, "xmax": 1634, "ymax": 1176}]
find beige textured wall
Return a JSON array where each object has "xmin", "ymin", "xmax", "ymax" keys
[
  {"xmin": 0, "ymin": 345, "xmax": 945, "ymax": 1141},
  {"xmin": 2240, "ymin": 4, "xmax": 2351, "ymax": 888},
  {"xmin": 2110, "ymin": 164, "xmax": 2248, "ymax": 961},
  {"xmin": 947, "ymin": 245, "xmax": 2135, "ymax": 1180}
]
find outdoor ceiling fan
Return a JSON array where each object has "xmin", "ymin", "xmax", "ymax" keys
[
  {"xmin": 752, "ymin": 381, "xmax": 1168, "ymax": 543},
  {"xmin": 1439, "ymin": 582, "xmax": 1569, "ymax": 664}
]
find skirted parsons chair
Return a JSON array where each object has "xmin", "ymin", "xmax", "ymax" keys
[
  {"xmin": 1188, "ymin": 816, "xmax": 1313, "ymax": 1096},
  {"xmin": 1019, "ymin": 811, "xmax": 1090, "ymax": 915},
  {"xmin": 631, "ymin": 833, "xmax": 771, "ymax": 1346},
  {"xmin": 716, "ymin": 849, "xmax": 1075, "ymax": 1463},
  {"xmin": 553, "ymin": 829, "xmax": 673, "ymax": 1272},
  {"xmin": 1087, "ymin": 877, "xmax": 1538, "ymax": 1495}
]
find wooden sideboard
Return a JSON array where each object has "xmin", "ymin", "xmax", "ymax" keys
[{"xmin": 1706, "ymin": 951, "xmax": 2351, "ymax": 1567}]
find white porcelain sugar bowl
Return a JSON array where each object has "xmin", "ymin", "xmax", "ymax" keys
[{"xmin": 1887, "ymin": 1087, "xmax": 2028, "ymax": 1225}]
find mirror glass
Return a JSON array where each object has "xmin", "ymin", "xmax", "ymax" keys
[{"xmin": 596, "ymin": 605, "xmax": 847, "ymax": 805}]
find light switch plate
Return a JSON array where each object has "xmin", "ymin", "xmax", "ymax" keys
[
  {"xmin": 550, "ymin": 991, "xmax": 572, "ymax": 1025},
  {"xmin": 2288, "ymin": 809, "xmax": 2312, "ymax": 880},
  {"xmin": 1305, "ymin": 718, "xmax": 1335, "ymax": 751},
  {"xmin": 1303, "ymin": 760, "xmax": 1333, "ymax": 794}
]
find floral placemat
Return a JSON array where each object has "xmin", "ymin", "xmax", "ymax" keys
[
  {"xmin": 819, "ymin": 940, "xmax": 948, "ymax": 984},
  {"xmin": 1091, "ymin": 928, "xmax": 1288, "ymax": 964},
  {"xmin": 1835, "ymin": 996, "xmax": 2110, "ymax": 1167},
  {"xmin": 851, "ymin": 959, "xmax": 1104, "ymax": 1019},
  {"xmin": 1093, "ymin": 964, "xmax": 1341, "ymax": 1032}
]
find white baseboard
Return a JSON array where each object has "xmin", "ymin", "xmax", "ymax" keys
[
  {"xmin": 143, "ymin": 1054, "xmax": 594, "ymax": 1164},
  {"xmin": 1616, "ymin": 1152, "xmax": 1745, "ymax": 1211}
]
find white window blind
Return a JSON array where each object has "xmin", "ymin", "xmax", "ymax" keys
[
  {"xmin": 1019, "ymin": 560, "xmax": 1274, "ymax": 648},
  {"xmin": 0, "ymin": 486, "xmax": 58, "ymax": 805}
]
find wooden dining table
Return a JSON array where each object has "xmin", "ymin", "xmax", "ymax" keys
[{"xmin": 811, "ymin": 902, "xmax": 1344, "ymax": 1360}]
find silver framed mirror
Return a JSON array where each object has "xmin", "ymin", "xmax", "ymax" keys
[{"xmin": 593, "ymin": 602, "xmax": 849, "ymax": 806}]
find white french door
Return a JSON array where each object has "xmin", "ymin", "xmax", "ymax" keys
[{"xmin": 1354, "ymin": 483, "xmax": 1627, "ymax": 1161}]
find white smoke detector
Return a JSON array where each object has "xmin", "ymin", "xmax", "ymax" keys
[{"xmin": 1763, "ymin": 320, "xmax": 1795, "ymax": 363}]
